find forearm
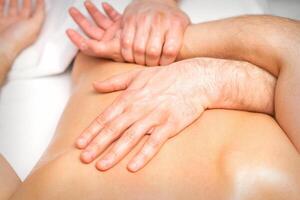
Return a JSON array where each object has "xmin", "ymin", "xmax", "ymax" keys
[
  {"xmin": 178, "ymin": 15, "xmax": 300, "ymax": 76},
  {"xmin": 180, "ymin": 16, "xmax": 300, "ymax": 151},
  {"xmin": 195, "ymin": 58, "xmax": 276, "ymax": 115}
]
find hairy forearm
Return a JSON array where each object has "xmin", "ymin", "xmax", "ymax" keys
[
  {"xmin": 195, "ymin": 58, "xmax": 275, "ymax": 115},
  {"xmin": 179, "ymin": 15, "xmax": 300, "ymax": 151}
]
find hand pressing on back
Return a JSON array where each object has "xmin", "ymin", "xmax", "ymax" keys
[
  {"xmin": 67, "ymin": 0, "xmax": 190, "ymax": 66},
  {"xmin": 74, "ymin": 58, "xmax": 275, "ymax": 172},
  {"xmin": 76, "ymin": 58, "xmax": 211, "ymax": 172},
  {"xmin": 121, "ymin": 0, "xmax": 190, "ymax": 66}
]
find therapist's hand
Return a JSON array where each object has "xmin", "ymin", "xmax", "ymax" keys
[
  {"xmin": 67, "ymin": 1, "xmax": 124, "ymax": 62},
  {"xmin": 121, "ymin": 0, "xmax": 190, "ymax": 66},
  {"xmin": 75, "ymin": 58, "xmax": 213, "ymax": 172}
]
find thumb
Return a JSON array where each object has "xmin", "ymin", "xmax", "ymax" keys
[{"xmin": 93, "ymin": 69, "xmax": 140, "ymax": 93}]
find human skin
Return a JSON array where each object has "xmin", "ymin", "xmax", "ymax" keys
[
  {"xmin": 67, "ymin": 8, "xmax": 300, "ymax": 169},
  {"xmin": 0, "ymin": 0, "xmax": 45, "ymax": 86},
  {"xmin": 78, "ymin": 58, "xmax": 275, "ymax": 172},
  {"xmin": 0, "ymin": 154, "xmax": 21, "ymax": 200},
  {"xmin": 67, "ymin": 10, "xmax": 300, "ymax": 168},
  {"xmin": 178, "ymin": 16, "xmax": 300, "ymax": 152},
  {"xmin": 68, "ymin": 0, "xmax": 189, "ymax": 66},
  {"xmin": 8, "ymin": 54, "xmax": 300, "ymax": 199},
  {"xmin": 120, "ymin": 0, "xmax": 190, "ymax": 66}
]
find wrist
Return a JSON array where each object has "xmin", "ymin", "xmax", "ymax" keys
[
  {"xmin": 0, "ymin": 50, "xmax": 13, "ymax": 70},
  {"xmin": 176, "ymin": 58, "xmax": 222, "ymax": 110},
  {"xmin": 193, "ymin": 58, "xmax": 224, "ymax": 110},
  {"xmin": 178, "ymin": 23, "xmax": 231, "ymax": 61},
  {"xmin": 203, "ymin": 58, "xmax": 275, "ymax": 115}
]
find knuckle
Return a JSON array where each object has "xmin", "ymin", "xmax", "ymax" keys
[
  {"xmin": 138, "ymin": 152, "xmax": 147, "ymax": 162},
  {"xmin": 94, "ymin": 45, "xmax": 104, "ymax": 54},
  {"xmin": 125, "ymin": 131, "xmax": 137, "ymax": 143},
  {"xmin": 109, "ymin": 149, "xmax": 119, "ymax": 159},
  {"xmin": 147, "ymin": 47, "xmax": 160, "ymax": 57},
  {"xmin": 148, "ymin": 137, "xmax": 161, "ymax": 149},
  {"xmin": 134, "ymin": 44, "xmax": 145, "ymax": 55},
  {"xmin": 95, "ymin": 115, "xmax": 106, "ymax": 127},
  {"xmin": 121, "ymin": 90, "xmax": 135, "ymax": 99},
  {"xmin": 137, "ymin": 14, "xmax": 147, "ymax": 24},
  {"xmin": 122, "ymin": 37, "xmax": 132, "ymax": 49},
  {"xmin": 124, "ymin": 104, "xmax": 136, "ymax": 113},
  {"xmin": 117, "ymin": 92, "xmax": 129, "ymax": 103},
  {"xmin": 88, "ymin": 141, "xmax": 101, "ymax": 152},
  {"xmin": 164, "ymin": 46, "xmax": 178, "ymax": 57},
  {"xmin": 172, "ymin": 15, "xmax": 185, "ymax": 23},
  {"xmin": 102, "ymin": 123, "xmax": 117, "ymax": 136}
]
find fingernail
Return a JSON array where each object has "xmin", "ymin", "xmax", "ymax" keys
[
  {"xmin": 81, "ymin": 151, "xmax": 93, "ymax": 163},
  {"xmin": 77, "ymin": 138, "xmax": 86, "ymax": 148},
  {"xmin": 129, "ymin": 160, "xmax": 142, "ymax": 172},
  {"xmin": 98, "ymin": 157, "xmax": 112, "ymax": 170},
  {"xmin": 70, "ymin": 7, "xmax": 77, "ymax": 13}
]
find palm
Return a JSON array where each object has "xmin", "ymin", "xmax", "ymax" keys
[
  {"xmin": 67, "ymin": 1, "xmax": 124, "ymax": 62},
  {"xmin": 0, "ymin": 15, "xmax": 21, "ymax": 32},
  {"xmin": 0, "ymin": 0, "xmax": 45, "ymax": 54}
]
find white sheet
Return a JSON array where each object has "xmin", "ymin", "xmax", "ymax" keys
[
  {"xmin": 1, "ymin": 0, "xmax": 266, "ymax": 180},
  {"xmin": 8, "ymin": 0, "xmax": 78, "ymax": 79}
]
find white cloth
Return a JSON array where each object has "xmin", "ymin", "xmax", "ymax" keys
[
  {"xmin": 1, "ymin": 0, "xmax": 266, "ymax": 180},
  {"xmin": 8, "ymin": 0, "xmax": 76, "ymax": 79}
]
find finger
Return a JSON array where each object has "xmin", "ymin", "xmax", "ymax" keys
[
  {"xmin": 128, "ymin": 124, "xmax": 173, "ymax": 172},
  {"xmin": 66, "ymin": 29, "xmax": 90, "ymax": 52},
  {"xmin": 67, "ymin": 28, "xmax": 116, "ymax": 58},
  {"xmin": 76, "ymin": 99, "xmax": 126, "ymax": 150},
  {"xmin": 69, "ymin": 7, "xmax": 104, "ymax": 41},
  {"xmin": 121, "ymin": 17, "xmax": 136, "ymax": 63},
  {"xmin": 31, "ymin": 0, "xmax": 45, "ymax": 25},
  {"xmin": 133, "ymin": 16, "xmax": 151, "ymax": 65},
  {"xmin": 102, "ymin": 2, "xmax": 121, "ymax": 22},
  {"xmin": 84, "ymin": 0, "xmax": 112, "ymax": 30},
  {"xmin": 100, "ymin": 19, "xmax": 121, "ymax": 41},
  {"xmin": 20, "ymin": 0, "xmax": 32, "ymax": 17},
  {"xmin": 160, "ymin": 24, "xmax": 183, "ymax": 65},
  {"xmin": 93, "ymin": 70, "xmax": 140, "ymax": 93},
  {"xmin": 145, "ymin": 28, "xmax": 165, "ymax": 66},
  {"xmin": 0, "ymin": 0, "xmax": 5, "ymax": 17},
  {"xmin": 81, "ymin": 111, "xmax": 143, "ymax": 163},
  {"xmin": 96, "ymin": 110, "xmax": 165, "ymax": 171},
  {"xmin": 8, "ymin": 0, "xmax": 19, "ymax": 16}
]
